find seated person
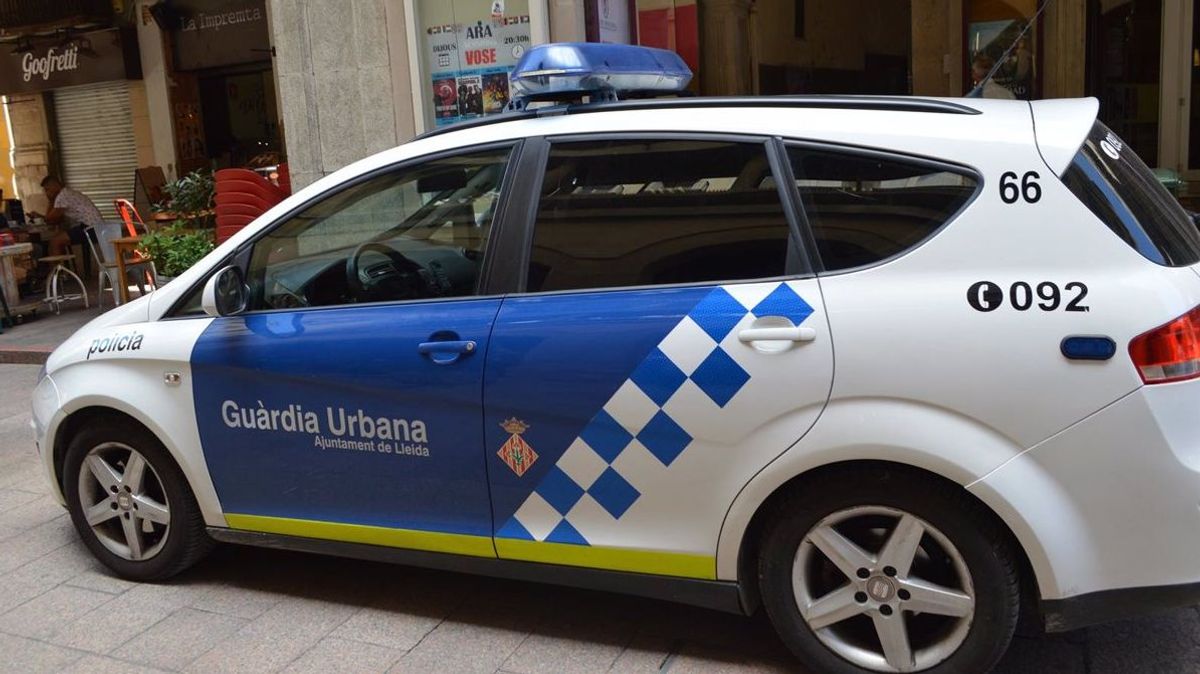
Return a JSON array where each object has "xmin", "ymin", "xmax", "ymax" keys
[{"xmin": 27, "ymin": 176, "xmax": 103, "ymax": 257}]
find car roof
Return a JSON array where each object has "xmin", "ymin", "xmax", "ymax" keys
[
  {"xmin": 412, "ymin": 95, "xmax": 984, "ymax": 142},
  {"xmin": 314, "ymin": 95, "xmax": 1094, "ymax": 190}
]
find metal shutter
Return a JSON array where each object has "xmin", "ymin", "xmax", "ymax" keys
[{"xmin": 52, "ymin": 81, "xmax": 137, "ymax": 221}]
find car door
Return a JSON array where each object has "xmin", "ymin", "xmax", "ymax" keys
[
  {"xmin": 190, "ymin": 144, "xmax": 516, "ymax": 557},
  {"xmin": 483, "ymin": 135, "xmax": 835, "ymax": 578}
]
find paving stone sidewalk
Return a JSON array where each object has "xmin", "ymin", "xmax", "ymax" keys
[{"xmin": 1, "ymin": 364, "xmax": 1197, "ymax": 673}]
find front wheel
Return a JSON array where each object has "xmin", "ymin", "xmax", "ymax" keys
[
  {"xmin": 63, "ymin": 420, "xmax": 212, "ymax": 581},
  {"xmin": 758, "ymin": 467, "xmax": 1020, "ymax": 673}
]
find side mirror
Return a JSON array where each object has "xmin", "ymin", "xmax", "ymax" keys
[{"xmin": 202, "ymin": 266, "xmax": 248, "ymax": 317}]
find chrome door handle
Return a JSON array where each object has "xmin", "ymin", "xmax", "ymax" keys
[{"xmin": 737, "ymin": 326, "xmax": 816, "ymax": 343}]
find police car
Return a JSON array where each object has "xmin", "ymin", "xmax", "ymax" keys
[{"xmin": 31, "ymin": 43, "xmax": 1200, "ymax": 673}]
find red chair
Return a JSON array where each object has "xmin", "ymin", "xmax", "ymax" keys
[
  {"xmin": 112, "ymin": 198, "xmax": 156, "ymax": 288},
  {"xmin": 214, "ymin": 169, "xmax": 290, "ymax": 244},
  {"xmin": 114, "ymin": 198, "xmax": 148, "ymax": 238},
  {"xmin": 215, "ymin": 203, "xmax": 265, "ymax": 218}
]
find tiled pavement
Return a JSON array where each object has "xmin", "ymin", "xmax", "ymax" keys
[{"xmin": 1, "ymin": 363, "xmax": 1198, "ymax": 673}]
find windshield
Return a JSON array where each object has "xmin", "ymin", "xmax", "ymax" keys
[{"xmin": 1061, "ymin": 122, "xmax": 1200, "ymax": 267}]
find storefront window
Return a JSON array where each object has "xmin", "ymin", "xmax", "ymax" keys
[
  {"xmin": 415, "ymin": 0, "xmax": 534, "ymax": 129},
  {"xmin": 1084, "ymin": 0, "xmax": 1161, "ymax": 167},
  {"xmin": 965, "ymin": 0, "xmax": 1042, "ymax": 100}
]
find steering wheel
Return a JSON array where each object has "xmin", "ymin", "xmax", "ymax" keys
[{"xmin": 345, "ymin": 242, "xmax": 436, "ymax": 302}]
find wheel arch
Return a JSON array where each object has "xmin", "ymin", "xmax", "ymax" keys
[
  {"xmin": 53, "ymin": 405, "xmax": 149, "ymax": 494},
  {"xmin": 729, "ymin": 459, "xmax": 1042, "ymax": 625},
  {"xmin": 46, "ymin": 393, "xmax": 226, "ymax": 527}
]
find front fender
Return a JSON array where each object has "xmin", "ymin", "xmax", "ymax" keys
[{"xmin": 43, "ymin": 356, "xmax": 226, "ymax": 528}]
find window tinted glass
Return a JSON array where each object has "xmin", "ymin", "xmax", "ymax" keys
[
  {"xmin": 1061, "ymin": 122, "xmax": 1200, "ymax": 267},
  {"xmin": 527, "ymin": 139, "xmax": 798, "ymax": 292},
  {"xmin": 787, "ymin": 147, "xmax": 978, "ymax": 271},
  {"xmin": 244, "ymin": 148, "xmax": 510, "ymax": 310}
]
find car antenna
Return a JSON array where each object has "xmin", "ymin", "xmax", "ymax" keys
[{"xmin": 967, "ymin": 0, "xmax": 1054, "ymax": 98}]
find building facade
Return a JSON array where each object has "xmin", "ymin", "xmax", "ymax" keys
[
  {"xmin": 0, "ymin": 1, "xmax": 1195, "ymax": 215},
  {"xmin": 0, "ymin": 0, "xmax": 282, "ymax": 216}
]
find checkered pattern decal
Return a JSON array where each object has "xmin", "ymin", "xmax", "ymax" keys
[{"xmin": 495, "ymin": 281, "xmax": 813, "ymax": 545}]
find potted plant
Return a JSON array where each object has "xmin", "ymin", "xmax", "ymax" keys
[
  {"xmin": 154, "ymin": 169, "xmax": 215, "ymax": 228},
  {"xmin": 138, "ymin": 222, "xmax": 215, "ymax": 284}
]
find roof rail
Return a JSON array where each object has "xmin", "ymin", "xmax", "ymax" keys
[{"xmin": 414, "ymin": 95, "xmax": 981, "ymax": 141}]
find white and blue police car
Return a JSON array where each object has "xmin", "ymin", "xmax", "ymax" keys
[{"xmin": 31, "ymin": 43, "xmax": 1200, "ymax": 673}]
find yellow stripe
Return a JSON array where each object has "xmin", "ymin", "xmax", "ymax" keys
[
  {"xmin": 495, "ymin": 538, "xmax": 715, "ymax": 579},
  {"xmin": 224, "ymin": 514, "xmax": 716, "ymax": 579},
  {"xmin": 224, "ymin": 514, "xmax": 495, "ymax": 557}
]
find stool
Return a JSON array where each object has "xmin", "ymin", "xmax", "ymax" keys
[{"xmin": 38, "ymin": 255, "xmax": 88, "ymax": 314}]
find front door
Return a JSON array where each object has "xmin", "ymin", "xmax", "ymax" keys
[
  {"xmin": 192, "ymin": 145, "xmax": 515, "ymax": 556},
  {"xmin": 483, "ymin": 137, "xmax": 835, "ymax": 578}
]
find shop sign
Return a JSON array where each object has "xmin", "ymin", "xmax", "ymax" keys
[
  {"xmin": 0, "ymin": 28, "xmax": 136, "ymax": 95},
  {"xmin": 426, "ymin": 14, "xmax": 532, "ymax": 127},
  {"xmin": 171, "ymin": 0, "xmax": 271, "ymax": 71}
]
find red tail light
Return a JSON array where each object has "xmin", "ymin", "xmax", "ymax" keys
[{"xmin": 1129, "ymin": 305, "xmax": 1200, "ymax": 384}]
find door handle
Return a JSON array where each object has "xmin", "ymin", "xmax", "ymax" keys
[
  {"xmin": 737, "ymin": 326, "xmax": 816, "ymax": 343},
  {"xmin": 418, "ymin": 340, "xmax": 477, "ymax": 364}
]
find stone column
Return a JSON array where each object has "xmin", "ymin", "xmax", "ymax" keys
[
  {"xmin": 912, "ymin": 0, "xmax": 960, "ymax": 95},
  {"xmin": 5, "ymin": 94, "xmax": 53, "ymax": 210},
  {"xmin": 549, "ymin": 0, "xmax": 587, "ymax": 41},
  {"xmin": 135, "ymin": 0, "xmax": 179, "ymax": 179},
  {"xmin": 1042, "ymin": 0, "xmax": 1085, "ymax": 99},
  {"xmin": 268, "ymin": 0, "xmax": 399, "ymax": 190},
  {"xmin": 700, "ymin": 0, "xmax": 754, "ymax": 95}
]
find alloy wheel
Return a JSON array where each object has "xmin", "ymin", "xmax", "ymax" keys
[
  {"xmin": 76, "ymin": 442, "xmax": 171, "ymax": 561},
  {"xmin": 793, "ymin": 505, "xmax": 975, "ymax": 672}
]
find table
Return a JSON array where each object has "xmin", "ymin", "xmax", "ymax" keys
[
  {"xmin": 0, "ymin": 242, "xmax": 33, "ymax": 313},
  {"xmin": 112, "ymin": 236, "xmax": 145, "ymax": 305}
]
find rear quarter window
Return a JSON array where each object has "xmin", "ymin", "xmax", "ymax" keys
[
  {"xmin": 786, "ymin": 147, "xmax": 979, "ymax": 272},
  {"xmin": 1061, "ymin": 122, "xmax": 1200, "ymax": 267}
]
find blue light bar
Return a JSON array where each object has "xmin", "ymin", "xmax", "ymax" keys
[{"xmin": 509, "ymin": 43, "xmax": 692, "ymax": 106}]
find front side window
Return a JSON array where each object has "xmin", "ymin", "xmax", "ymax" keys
[
  {"xmin": 787, "ymin": 147, "xmax": 978, "ymax": 271},
  {"xmin": 1061, "ymin": 122, "xmax": 1200, "ymax": 267},
  {"xmin": 527, "ymin": 139, "xmax": 799, "ymax": 292},
  {"xmin": 244, "ymin": 147, "xmax": 511, "ymax": 310}
]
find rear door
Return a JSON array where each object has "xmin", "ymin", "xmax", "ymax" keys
[{"xmin": 482, "ymin": 135, "xmax": 834, "ymax": 578}]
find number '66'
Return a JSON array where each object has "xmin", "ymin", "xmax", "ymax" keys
[{"xmin": 999, "ymin": 171, "xmax": 1041, "ymax": 204}]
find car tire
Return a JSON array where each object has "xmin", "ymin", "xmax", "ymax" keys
[
  {"xmin": 758, "ymin": 465, "xmax": 1020, "ymax": 673},
  {"xmin": 63, "ymin": 419, "xmax": 213, "ymax": 581}
]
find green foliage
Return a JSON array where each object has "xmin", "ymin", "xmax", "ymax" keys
[
  {"xmin": 138, "ymin": 222, "xmax": 215, "ymax": 278},
  {"xmin": 156, "ymin": 169, "xmax": 215, "ymax": 215}
]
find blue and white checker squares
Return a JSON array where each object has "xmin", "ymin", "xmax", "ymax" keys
[{"xmin": 499, "ymin": 281, "xmax": 813, "ymax": 545}]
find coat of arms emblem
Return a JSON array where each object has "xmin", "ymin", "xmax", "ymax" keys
[{"xmin": 497, "ymin": 418, "xmax": 537, "ymax": 476}]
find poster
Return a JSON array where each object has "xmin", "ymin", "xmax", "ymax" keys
[
  {"xmin": 483, "ymin": 72, "xmax": 510, "ymax": 113},
  {"xmin": 432, "ymin": 77, "xmax": 459, "ymax": 121},
  {"xmin": 967, "ymin": 19, "xmax": 1034, "ymax": 100},
  {"xmin": 596, "ymin": 0, "xmax": 632, "ymax": 44},
  {"xmin": 425, "ymin": 13, "xmax": 532, "ymax": 127}
]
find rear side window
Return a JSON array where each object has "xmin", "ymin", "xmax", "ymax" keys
[
  {"xmin": 1061, "ymin": 122, "xmax": 1200, "ymax": 267},
  {"xmin": 527, "ymin": 139, "xmax": 799, "ymax": 292},
  {"xmin": 786, "ymin": 147, "xmax": 978, "ymax": 271}
]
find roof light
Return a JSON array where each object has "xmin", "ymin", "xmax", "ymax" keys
[{"xmin": 508, "ymin": 43, "xmax": 692, "ymax": 108}]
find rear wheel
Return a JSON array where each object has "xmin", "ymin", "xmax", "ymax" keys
[
  {"xmin": 758, "ymin": 467, "xmax": 1019, "ymax": 673},
  {"xmin": 63, "ymin": 420, "xmax": 212, "ymax": 580}
]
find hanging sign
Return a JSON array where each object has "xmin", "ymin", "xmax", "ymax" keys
[{"xmin": 170, "ymin": 0, "xmax": 271, "ymax": 71}]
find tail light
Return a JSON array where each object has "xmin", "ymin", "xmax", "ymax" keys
[{"xmin": 1129, "ymin": 305, "xmax": 1200, "ymax": 384}]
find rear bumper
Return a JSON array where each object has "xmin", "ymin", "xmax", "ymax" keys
[{"xmin": 1043, "ymin": 582, "xmax": 1200, "ymax": 632}]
